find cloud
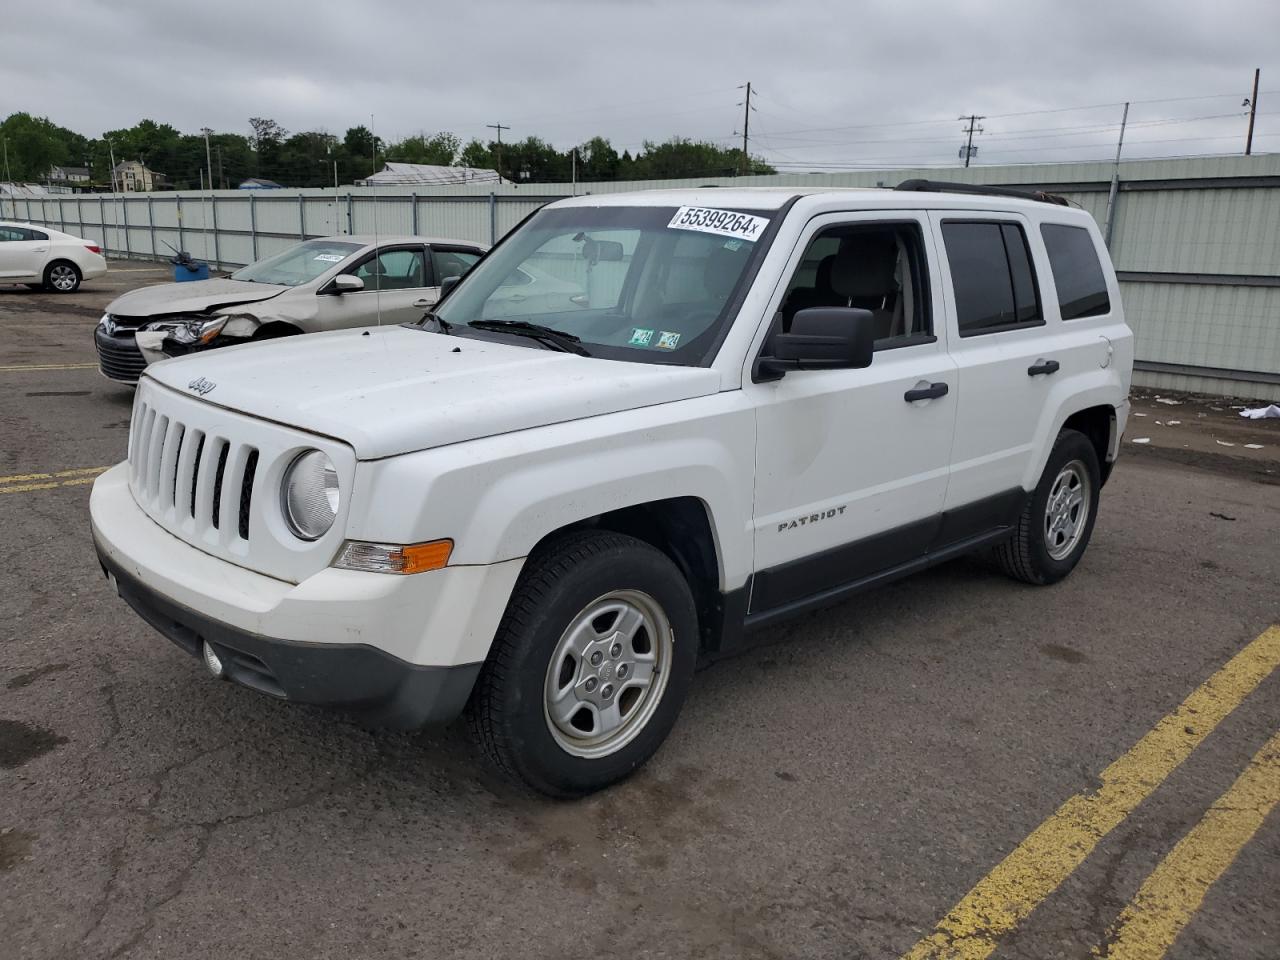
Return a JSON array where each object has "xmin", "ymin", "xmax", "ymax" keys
[{"xmin": 2, "ymin": 0, "xmax": 1275, "ymax": 169}]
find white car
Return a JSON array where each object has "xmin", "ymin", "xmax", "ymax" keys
[
  {"xmin": 95, "ymin": 235, "xmax": 485, "ymax": 384},
  {"xmin": 91, "ymin": 183, "xmax": 1133, "ymax": 796},
  {"xmin": 0, "ymin": 221, "xmax": 108, "ymax": 292}
]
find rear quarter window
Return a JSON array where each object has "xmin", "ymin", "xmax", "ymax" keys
[
  {"xmin": 941, "ymin": 220, "xmax": 1042, "ymax": 336},
  {"xmin": 1040, "ymin": 223, "xmax": 1111, "ymax": 319}
]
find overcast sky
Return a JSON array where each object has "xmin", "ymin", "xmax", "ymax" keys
[{"xmin": 3, "ymin": 0, "xmax": 1276, "ymax": 170}]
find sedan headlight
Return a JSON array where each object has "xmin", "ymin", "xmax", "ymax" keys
[
  {"xmin": 169, "ymin": 316, "xmax": 227, "ymax": 345},
  {"xmin": 281, "ymin": 450, "xmax": 340, "ymax": 540}
]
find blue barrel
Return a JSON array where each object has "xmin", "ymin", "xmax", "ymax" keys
[{"xmin": 173, "ymin": 262, "xmax": 210, "ymax": 282}]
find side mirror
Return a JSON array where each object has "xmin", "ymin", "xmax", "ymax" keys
[
  {"xmin": 328, "ymin": 274, "xmax": 365, "ymax": 295},
  {"xmin": 756, "ymin": 307, "xmax": 876, "ymax": 380},
  {"xmin": 439, "ymin": 275, "xmax": 461, "ymax": 298}
]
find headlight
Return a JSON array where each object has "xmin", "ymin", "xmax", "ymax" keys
[
  {"xmin": 281, "ymin": 450, "xmax": 340, "ymax": 540},
  {"xmin": 170, "ymin": 316, "xmax": 226, "ymax": 345}
]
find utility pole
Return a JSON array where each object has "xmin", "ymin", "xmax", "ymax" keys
[
  {"xmin": 571, "ymin": 147, "xmax": 577, "ymax": 197},
  {"xmin": 486, "ymin": 122, "xmax": 510, "ymax": 183},
  {"xmin": 201, "ymin": 127, "xmax": 214, "ymax": 193},
  {"xmin": 2, "ymin": 139, "xmax": 11, "ymax": 219},
  {"xmin": 1103, "ymin": 101, "xmax": 1130, "ymax": 248},
  {"xmin": 1244, "ymin": 68, "xmax": 1261, "ymax": 155},
  {"xmin": 740, "ymin": 81, "xmax": 754, "ymax": 175},
  {"xmin": 216, "ymin": 145, "xmax": 224, "ymax": 189},
  {"xmin": 959, "ymin": 115, "xmax": 984, "ymax": 167}
]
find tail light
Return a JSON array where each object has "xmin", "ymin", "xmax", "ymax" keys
[{"xmin": 85, "ymin": 245, "xmax": 102, "ymax": 254}]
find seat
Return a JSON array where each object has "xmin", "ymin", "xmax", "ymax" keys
[
  {"xmin": 782, "ymin": 255, "xmax": 839, "ymax": 327},
  {"xmin": 828, "ymin": 235, "xmax": 899, "ymax": 339}
]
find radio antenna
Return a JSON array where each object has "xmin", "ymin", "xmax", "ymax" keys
[{"xmin": 370, "ymin": 113, "xmax": 382, "ymax": 327}]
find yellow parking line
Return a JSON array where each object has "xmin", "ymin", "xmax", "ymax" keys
[
  {"xmin": 902, "ymin": 625, "xmax": 1280, "ymax": 960},
  {"xmin": 0, "ymin": 472, "xmax": 53, "ymax": 483},
  {"xmin": 1097, "ymin": 727, "xmax": 1280, "ymax": 960},
  {"xmin": 0, "ymin": 362, "xmax": 98, "ymax": 372},
  {"xmin": 0, "ymin": 481, "xmax": 61, "ymax": 494},
  {"xmin": 0, "ymin": 465, "xmax": 109, "ymax": 493}
]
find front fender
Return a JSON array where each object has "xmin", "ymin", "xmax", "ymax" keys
[{"xmin": 344, "ymin": 392, "xmax": 757, "ymax": 593}]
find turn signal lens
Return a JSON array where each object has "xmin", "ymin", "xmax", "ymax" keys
[{"xmin": 333, "ymin": 539, "xmax": 453, "ymax": 575}]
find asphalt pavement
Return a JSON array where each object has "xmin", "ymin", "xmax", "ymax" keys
[{"xmin": 2, "ymin": 265, "xmax": 1278, "ymax": 959}]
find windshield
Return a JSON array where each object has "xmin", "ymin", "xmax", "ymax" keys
[
  {"xmin": 231, "ymin": 239, "xmax": 363, "ymax": 287},
  {"xmin": 432, "ymin": 205, "xmax": 775, "ymax": 364}
]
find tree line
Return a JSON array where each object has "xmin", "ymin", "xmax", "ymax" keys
[{"xmin": 1, "ymin": 113, "xmax": 776, "ymax": 190}]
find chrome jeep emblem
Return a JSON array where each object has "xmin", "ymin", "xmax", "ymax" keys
[{"xmin": 187, "ymin": 377, "xmax": 217, "ymax": 396}]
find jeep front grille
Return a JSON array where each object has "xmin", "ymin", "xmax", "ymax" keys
[{"xmin": 129, "ymin": 399, "xmax": 258, "ymax": 545}]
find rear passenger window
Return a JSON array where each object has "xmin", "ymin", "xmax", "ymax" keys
[
  {"xmin": 942, "ymin": 221, "xmax": 1042, "ymax": 336},
  {"xmin": 1041, "ymin": 224, "xmax": 1111, "ymax": 319}
]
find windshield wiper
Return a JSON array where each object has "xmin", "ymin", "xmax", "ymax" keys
[
  {"xmin": 418, "ymin": 310, "xmax": 452, "ymax": 333},
  {"xmin": 467, "ymin": 319, "xmax": 590, "ymax": 356}
]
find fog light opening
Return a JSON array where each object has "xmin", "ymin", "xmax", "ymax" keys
[{"xmin": 201, "ymin": 641, "xmax": 226, "ymax": 680}]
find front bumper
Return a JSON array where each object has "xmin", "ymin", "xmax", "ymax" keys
[
  {"xmin": 95, "ymin": 324, "xmax": 147, "ymax": 384},
  {"xmin": 96, "ymin": 546, "xmax": 480, "ymax": 728},
  {"xmin": 90, "ymin": 463, "xmax": 521, "ymax": 727}
]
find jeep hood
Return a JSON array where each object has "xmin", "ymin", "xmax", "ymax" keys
[
  {"xmin": 143, "ymin": 326, "xmax": 722, "ymax": 459},
  {"xmin": 107, "ymin": 277, "xmax": 288, "ymax": 318}
]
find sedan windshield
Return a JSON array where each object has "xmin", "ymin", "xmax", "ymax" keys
[
  {"xmin": 231, "ymin": 239, "xmax": 363, "ymax": 287},
  {"xmin": 431, "ymin": 205, "xmax": 776, "ymax": 364}
]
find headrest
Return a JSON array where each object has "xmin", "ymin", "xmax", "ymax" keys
[{"xmin": 830, "ymin": 235, "xmax": 897, "ymax": 299}]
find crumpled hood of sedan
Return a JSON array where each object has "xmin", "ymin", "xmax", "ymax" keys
[{"xmin": 106, "ymin": 277, "xmax": 288, "ymax": 318}]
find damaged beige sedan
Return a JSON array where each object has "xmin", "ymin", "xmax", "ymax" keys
[{"xmin": 95, "ymin": 235, "xmax": 485, "ymax": 384}]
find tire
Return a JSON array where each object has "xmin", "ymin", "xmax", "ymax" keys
[
  {"xmin": 468, "ymin": 530, "xmax": 699, "ymax": 798},
  {"xmin": 44, "ymin": 261, "xmax": 81, "ymax": 293},
  {"xmin": 992, "ymin": 428, "xmax": 1101, "ymax": 585}
]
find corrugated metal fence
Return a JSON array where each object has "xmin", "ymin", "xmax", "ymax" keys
[{"xmin": 5, "ymin": 155, "xmax": 1279, "ymax": 399}]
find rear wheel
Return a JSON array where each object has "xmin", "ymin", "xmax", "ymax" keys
[
  {"xmin": 468, "ymin": 531, "xmax": 698, "ymax": 797},
  {"xmin": 44, "ymin": 261, "xmax": 81, "ymax": 293},
  {"xmin": 992, "ymin": 428, "xmax": 1101, "ymax": 585}
]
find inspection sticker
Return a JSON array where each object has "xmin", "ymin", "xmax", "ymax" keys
[
  {"xmin": 656, "ymin": 331, "xmax": 681, "ymax": 350},
  {"xmin": 667, "ymin": 206, "xmax": 767, "ymax": 241},
  {"xmin": 313, "ymin": 253, "xmax": 346, "ymax": 262},
  {"xmin": 629, "ymin": 327, "xmax": 655, "ymax": 346}
]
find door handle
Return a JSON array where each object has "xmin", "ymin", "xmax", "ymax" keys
[
  {"xmin": 1028, "ymin": 359, "xmax": 1060, "ymax": 376},
  {"xmin": 413, "ymin": 298, "xmax": 434, "ymax": 307},
  {"xmin": 904, "ymin": 381, "xmax": 949, "ymax": 402}
]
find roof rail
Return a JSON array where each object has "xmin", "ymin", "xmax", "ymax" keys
[{"xmin": 894, "ymin": 179, "xmax": 1070, "ymax": 207}]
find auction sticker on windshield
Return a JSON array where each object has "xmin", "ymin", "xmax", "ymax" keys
[
  {"xmin": 314, "ymin": 254, "xmax": 346, "ymax": 263},
  {"xmin": 668, "ymin": 207, "xmax": 768, "ymax": 241}
]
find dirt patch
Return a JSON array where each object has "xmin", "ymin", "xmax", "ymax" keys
[
  {"xmin": 0, "ymin": 719, "xmax": 68, "ymax": 768},
  {"xmin": 6, "ymin": 663, "xmax": 70, "ymax": 690},
  {"xmin": 0, "ymin": 828, "xmax": 35, "ymax": 872}
]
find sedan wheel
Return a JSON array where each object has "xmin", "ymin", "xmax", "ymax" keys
[{"xmin": 46, "ymin": 262, "xmax": 81, "ymax": 293}]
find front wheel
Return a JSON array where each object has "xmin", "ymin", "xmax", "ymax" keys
[
  {"xmin": 992, "ymin": 428, "xmax": 1101, "ymax": 585},
  {"xmin": 468, "ymin": 531, "xmax": 698, "ymax": 797},
  {"xmin": 44, "ymin": 261, "xmax": 81, "ymax": 293}
]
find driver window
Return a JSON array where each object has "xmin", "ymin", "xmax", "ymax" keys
[
  {"xmin": 354, "ymin": 248, "xmax": 426, "ymax": 291},
  {"xmin": 780, "ymin": 222, "xmax": 932, "ymax": 347}
]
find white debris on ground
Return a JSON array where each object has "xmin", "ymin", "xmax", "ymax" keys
[
  {"xmin": 1155, "ymin": 397, "xmax": 1182, "ymax": 405},
  {"xmin": 1244, "ymin": 443, "xmax": 1265, "ymax": 450},
  {"xmin": 1216, "ymin": 440, "xmax": 1236, "ymax": 447},
  {"xmin": 1131, "ymin": 437, "xmax": 1151, "ymax": 444},
  {"xmin": 1239, "ymin": 404, "xmax": 1280, "ymax": 420}
]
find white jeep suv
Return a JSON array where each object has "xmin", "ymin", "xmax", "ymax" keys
[{"xmin": 90, "ymin": 182, "xmax": 1133, "ymax": 796}]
